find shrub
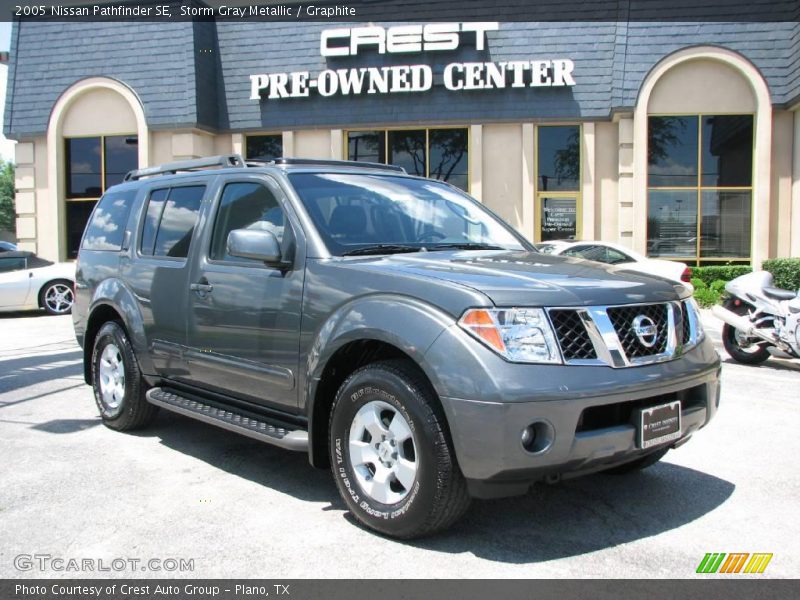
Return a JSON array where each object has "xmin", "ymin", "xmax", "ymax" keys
[
  {"xmin": 710, "ymin": 280, "xmax": 727, "ymax": 293},
  {"xmin": 693, "ymin": 287, "xmax": 721, "ymax": 308},
  {"xmin": 763, "ymin": 258, "xmax": 800, "ymax": 292},
  {"xmin": 690, "ymin": 277, "xmax": 706, "ymax": 290},
  {"xmin": 691, "ymin": 265, "xmax": 752, "ymax": 286}
]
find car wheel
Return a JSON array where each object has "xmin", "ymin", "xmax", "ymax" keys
[
  {"xmin": 602, "ymin": 447, "xmax": 669, "ymax": 474},
  {"xmin": 91, "ymin": 321, "xmax": 158, "ymax": 431},
  {"xmin": 328, "ymin": 359, "xmax": 471, "ymax": 539},
  {"xmin": 40, "ymin": 279, "xmax": 74, "ymax": 315}
]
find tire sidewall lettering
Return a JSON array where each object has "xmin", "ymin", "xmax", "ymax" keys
[{"xmin": 335, "ymin": 380, "xmax": 422, "ymax": 522}]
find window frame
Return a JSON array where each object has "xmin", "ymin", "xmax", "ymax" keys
[
  {"xmin": 343, "ymin": 125, "xmax": 471, "ymax": 193},
  {"xmin": 646, "ymin": 112, "xmax": 755, "ymax": 266},
  {"xmin": 136, "ymin": 183, "xmax": 207, "ymax": 262},
  {"xmin": 64, "ymin": 133, "xmax": 138, "ymax": 260},
  {"xmin": 534, "ymin": 124, "xmax": 583, "ymax": 243},
  {"xmin": 206, "ymin": 176, "xmax": 291, "ymax": 269}
]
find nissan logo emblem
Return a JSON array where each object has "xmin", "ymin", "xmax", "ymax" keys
[{"xmin": 632, "ymin": 315, "xmax": 658, "ymax": 348}]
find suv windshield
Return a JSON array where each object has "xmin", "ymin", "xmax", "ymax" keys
[{"xmin": 288, "ymin": 173, "xmax": 528, "ymax": 256}]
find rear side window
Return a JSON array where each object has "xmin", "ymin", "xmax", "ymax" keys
[
  {"xmin": 0, "ymin": 257, "xmax": 26, "ymax": 273},
  {"xmin": 210, "ymin": 182, "xmax": 285, "ymax": 263},
  {"xmin": 82, "ymin": 189, "xmax": 136, "ymax": 251},
  {"xmin": 140, "ymin": 186, "xmax": 205, "ymax": 258}
]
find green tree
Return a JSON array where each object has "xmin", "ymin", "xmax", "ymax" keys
[{"xmin": 0, "ymin": 160, "xmax": 15, "ymax": 233}]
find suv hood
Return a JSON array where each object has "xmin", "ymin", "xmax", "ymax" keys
[{"xmin": 349, "ymin": 250, "xmax": 688, "ymax": 307}]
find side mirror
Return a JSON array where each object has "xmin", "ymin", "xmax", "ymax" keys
[{"xmin": 227, "ymin": 229, "xmax": 285, "ymax": 265}]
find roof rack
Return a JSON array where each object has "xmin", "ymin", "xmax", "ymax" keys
[
  {"xmin": 247, "ymin": 157, "xmax": 407, "ymax": 173},
  {"xmin": 123, "ymin": 154, "xmax": 246, "ymax": 181}
]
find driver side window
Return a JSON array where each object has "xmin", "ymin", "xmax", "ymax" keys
[{"xmin": 210, "ymin": 182, "xmax": 286, "ymax": 263}]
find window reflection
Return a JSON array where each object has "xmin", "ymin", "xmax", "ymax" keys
[
  {"xmin": 104, "ymin": 136, "xmax": 138, "ymax": 189},
  {"xmin": 66, "ymin": 201, "xmax": 97, "ymax": 259},
  {"xmin": 347, "ymin": 128, "xmax": 469, "ymax": 191},
  {"xmin": 537, "ymin": 126, "xmax": 580, "ymax": 192},
  {"xmin": 66, "ymin": 138, "xmax": 102, "ymax": 199},
  {"xmin": 647, "ymin": 116, "xmax": 698, "ymax": 187},
  {"xmin": 211, "ymin": 182, "xmax": 285, "ymax": 262},
  {"xmin": 388, "ymin": 130, "xmax": 426, "ymax": 177},
  {"xmin": 647, "ymin": 190, "xmax": 698, "ymax": 257},
  {"xmin": 647, "ymin": 114, "xmax": 753, "ymax": 261},
  {"xmin": 700, "ymin": 191, "xmax": 751, "ymax": 258},
  {"xmin": 701, "ymin": 116, "xmax": 753, "ymax": 187},
  {"xmin": 289, "ymin": 173, "xmax": 523, "ymax": 256},
  {"xmin": 347, "ymin": 131, "xmax": 385, "ymax": 163},
  {"xmin": 429, "ymin": 129, "xmax": 468, "ymax": 191},
  {"xmin": 246, "ymin": 135, "xmax": 283, "ymax": 161},
  {"xmin": 153, "ymin": 186, "xmax": 205, "ymax": 258}
]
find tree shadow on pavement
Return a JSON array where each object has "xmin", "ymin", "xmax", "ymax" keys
[
  {"xmin": 137, "ymin": 410, "xmax": 339, "ymax": 506},
  {"xmin": 405, "ymin": 462, "xmax": 735, "ymax": 563},
  {"xmin": 0, "ymin": 351, "xmax": 83, "ymax": 397}
]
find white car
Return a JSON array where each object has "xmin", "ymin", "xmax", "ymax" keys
[
  {"xmin": 0, "ymin": 251, "xmax": 75, "ymax": 315},
  {"xmin": 535, "ymin": 240, "xmax": 693, "ymax": 288}
]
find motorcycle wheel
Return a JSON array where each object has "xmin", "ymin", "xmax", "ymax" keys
[{"xmin": 721, "ymin": 304, "xmax": 771, "ymax": 365}]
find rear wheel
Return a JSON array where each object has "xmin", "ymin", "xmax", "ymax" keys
[
  {"xmin": 721, "ymin": 302, "xmax": 770, "ymax": 365},
  {"xmin": 328, "ymin": 360, "xmax": 470, "ymax": 539},
  {"xmin": 40, "ymin": 279, "xmax": 74, "ymax": 315},
  {"xmin": 91, "ymin": 321, "xmax": 158, "ymax": 431}
]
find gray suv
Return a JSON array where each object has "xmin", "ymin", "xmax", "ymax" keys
[{"xmin": 73, "ymin": 155, "xmax": 720, "ymax": 538}]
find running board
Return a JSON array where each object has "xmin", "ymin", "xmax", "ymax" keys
[{"xmin": 146, "ymin": 387, "xmax": 308, "ymax": 452}]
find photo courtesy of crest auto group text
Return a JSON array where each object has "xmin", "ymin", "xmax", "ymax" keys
[{"xmin": 1, "ymin": 0, "xmax": 799, "ymax": 596}]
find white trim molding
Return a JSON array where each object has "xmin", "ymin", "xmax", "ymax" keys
[{"xmin": 633, "ymin": 46, "xmax": 772, "ymax": 267}]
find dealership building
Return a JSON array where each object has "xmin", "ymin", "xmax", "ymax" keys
[{"xmin": 4, "ymin": 10, "xmax": 800, "ymax": 266}]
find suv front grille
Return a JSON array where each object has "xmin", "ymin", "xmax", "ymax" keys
[
  {"xmin": 607, "ymin": 303, "xmax": 668, "ymax": 358},
  {"xmin": 680, "ymin": 301, "xmax": 692, "ymax": 345},
  {"xmin": 549, "ymin": 309, "xmax": 597, "ymax": 360},
  {"xmin": 547, "ymin": 300, "xmax": 700, "ymax": 368}
]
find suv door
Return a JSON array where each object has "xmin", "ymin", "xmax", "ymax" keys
[
  {"xmin": 0, "ymin": 256, "xmax": 31, "ymax": 307},
  {"xmin": 183, "ymin": 175, "xmax": 305, "ymax": 413},
  {"xmin": 122, "ymin": 182, "xmax": 208, "ymax": 378}
]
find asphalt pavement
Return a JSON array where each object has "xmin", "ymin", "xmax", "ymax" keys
[{"xmin": 1, "ymin": 310, "xmax": 798, "ymax": 578}]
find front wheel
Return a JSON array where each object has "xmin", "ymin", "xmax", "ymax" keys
[{"xmin": 328, "ymin": 360, "xmax": 470, "ymax": 539}]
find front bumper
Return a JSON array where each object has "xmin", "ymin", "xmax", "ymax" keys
[{"xmin": 426, "ymin": 328, "xmax": 721, "ymax": 498}]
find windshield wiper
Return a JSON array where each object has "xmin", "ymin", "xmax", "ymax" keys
[
  {"xmin": 428, "ymin": 242, "xmax": 506, "ymax": 251},
  {"xmin": 341, "ymin": 244, "xmax": 425, "ymax": 256}
]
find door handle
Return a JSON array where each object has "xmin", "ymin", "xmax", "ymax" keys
[{"xmin": 190, "ymin": 281, "xmax": 213, "ymax": 295}]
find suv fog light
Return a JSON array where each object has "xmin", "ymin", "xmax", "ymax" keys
[
  {"xmin": 521, "ymin": 426, "xmax": 535, "ymax": 448},
  {"xmin": 521, "ymin": 421, "xmax": 555, "ymax": 454}
]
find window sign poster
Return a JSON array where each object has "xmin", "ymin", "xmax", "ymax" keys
[{"xmin": 541, "ymin": 197, "xmax": 577, "ymax": 241}]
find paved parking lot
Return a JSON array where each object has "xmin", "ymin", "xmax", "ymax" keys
[{"xmin": 1, "ymin": 310, "xmax": 798, "ymax": 578}]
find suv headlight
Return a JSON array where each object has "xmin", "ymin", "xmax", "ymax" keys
[
  {"xmin": 458, "ymin": 308, "xmax": 562, "ymax": 364},
  {"xmin": 686, "ymin": 298, "xmax": 706, "ymax": 343}
]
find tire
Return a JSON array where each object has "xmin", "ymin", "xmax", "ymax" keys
[
  {"xmin": 39, "ymin": 279, "xmax": 74, "ymax": 315},
  {"xmin": 603, "ymin": 448, "xmax": 669, "ymax": 475},
  {"xmin": 328, "ymin": 359, "xmax": 471, "ymax": 539},
  {"xmin": 721, "ymin": 302, "xmax": 770, "ymax": 365},
  {"xmin": 91, "ymin": 321, "xmax": 158, "ymax": 431}
]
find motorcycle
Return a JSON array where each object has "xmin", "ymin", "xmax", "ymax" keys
[{"xmin": 711, "ymin": 271, "xmax": 800, "ymax": 365}]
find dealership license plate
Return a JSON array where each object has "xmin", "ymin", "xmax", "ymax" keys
[{"xmin": 638, "ymin": 400, "xmax": 682, "ymax": 449}]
